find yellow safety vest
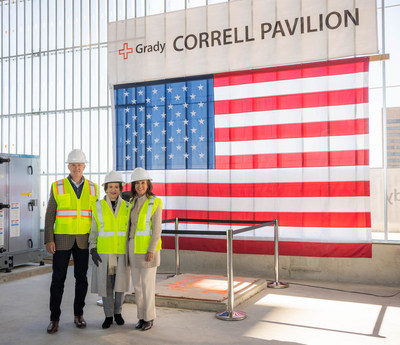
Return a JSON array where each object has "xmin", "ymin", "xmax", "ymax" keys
[
  {"xmin": 53, "ymin": 178, "xmax": 98, "ymax": 235},
  {"xmin": 134, "ymin": 196, "xmax": 162, "ymax": 254},
  {"xmin": 93, "ymin": 199, "xmax": 130, "ymax": 254}
]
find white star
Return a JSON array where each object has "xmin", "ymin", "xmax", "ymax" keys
[
  {"xmin": 176, "ymin": 111, "xmax": 181, "ymax": 118},
  {"xmin": 161, "ymin": 113, "xmax": 166, "ymax": 118},
  {"xmin": 146, "ymin": 98, "xmax": 151, "ymax": 103},
  {"xmin": 125, "ymin": 139, "xmax": 131, "ymax": 144},
  {"xmin": 146, "ymin": 114, "xmax": 152, "ymax": 119},
  {"xmin": 152, "ymin": 89, "xmax": 158, "ymax": 94},
  {"xmin": 133, "ymin": 147, "xmax": 138, "ymax": 152},
  {"xmin": 198, "ymin": 118, "xmax": 205, "ymax": 125},
  {"xmin": 147, "ymin": 146, "xmax": 152, "ymax": 152},
  {"xmin": 154, "ymin": 138, "xmax": 160, "ymax": 143},
  {"xmin": 153, "ymin": 105, "xmax": 158, "ymax": 111},
  {"xmin": 199, "ymin": 136, "xmax": 205, "ymax": 141},
  {"xmin": 169, "ymin": 153, "xmax": 174, "ymax": 159},
  {"xmin": 131, "ymin": 99, "xmax": 137, "ymax": 104},
  {"xmin": 132, "ymin": 115, "xmax": 137, "ymax": 121},
  {"xmin": 176, "ymin": 145, "xmax": 182, "ymax": 151},
  {"xmin": 139, "ymin": 139, "xmax": 145, "ymax": 144},
  {"xmin": 133, "ymin": 131, "xmax": 138, "ymax": 136},
  {"xmin": 175, "ymin": 94, "xmax": 181, "ymax": 101},
  {"xmin": 162, "ymin": 146, "xmax": 167, "ymax": 151},
  {"xmin": 191, "ymin": 144, "xmax": 197, "ymax": 150},
  {"xmin": 183, "ymin": 103, "xmax": 188, "ymax": 108},
  {"xmin": 125, "ymin": 155, "xmax": 130, "ymax": 160},
  {"xmin": 190, "ymin": 94, "xmax": 195, "ymax": 100},
  {"xmin": 168, "ymin": 104, "xmax": 173, "ymax": 110},
  {"xmin": 183, "ymin": 119, "xmax": 188, "ymax": 125},
  {"xmin": 140, "ymin": 155, "xmax": 145, "ymax": 160},
  {"xmin": 184, "ymin": 153, "xmax": 189, "ymax": 159},
  {"xmin": 191, "ymin": 128, "xmax": 197, "ymax": 133},
  {"xmin": 168, "ymin": 120, "xmax": 174, "ymax": 126},
  {"xmin": 199, "ymin": 153, "xmax": 205, "ymax": 158},
  {"xmin": 198, "ymin": 84, "xmax": 204, "ymax": 90},
  {"xmin": 125, "ymin": 107, "xmax": 130, "ymax": 113},
  {"xmin": 184, "ymin": 136, "xmax": 189, "ymax": 142},
  {"xmin": 182, "ymin": 86, "xmax": 188, "ymax": 91},
  {"xmin": 124, "ymin": 91, "xmax": 129, "ymax": 97},
  {"xmin": 125, "ymin": 123, "xmax": 130, "ymax": 128},
  {"xmin": 161, "ymin": 129, "xmax": 167, "ymax": 135},
  {"xmin": 154, "ymin": 121, "xmax": 159, "ymax": 127},
  {"xmin": 139, "ymin": 106, "xmax": 144, "ymax": 112},
  {"xmin": 191, "ymin": 110, "xmax": 196, "ymax": 117},
  {"xmin": 154, "ymin": 154, "xmax": 160, "ymax": 160},
  {"xmin": 147, "ymin": 130, "xmax": 152, "ymax": 136},
  {"xmin": 167, "ymin": 87, "xmax": 172, "ymax": 93},
  {"xmin": 160, "ymin": 96, "xmax": 165, "ymax": 102},
  {"xmin": 176, "ymin": 128, "xmax": 182, "ymax": 134},
  {"xmin": 168, "ymin": 137, "xmax": 174, "ymax": 143},
  {"xmin": 138, "ymin": 90, "xmax": 144, "ymax": 95},
  {"xmin": 139, "ymin": 122, "xmax": 145, "ymax": 128},
  {"xmin": 198, "ymin": 102, "xmax": 204, "ymax": 107}
]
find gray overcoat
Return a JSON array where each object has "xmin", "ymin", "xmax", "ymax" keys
[{"xmin": 89, "ymin": 195, "xmax": 131, "ymax": 297}]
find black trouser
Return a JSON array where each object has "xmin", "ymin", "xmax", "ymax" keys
[{"xmin": 49, "ymin": 242, "xmax": 89, "ymax": 321}]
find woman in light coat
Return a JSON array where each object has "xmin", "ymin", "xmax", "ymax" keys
[
  {"xmin": 127, "ymin": 167, "xmax": 162, "ymax": 331},
  {"xmin": 89, "ymin": 170, "xmax": 130, "ymax": 329}
]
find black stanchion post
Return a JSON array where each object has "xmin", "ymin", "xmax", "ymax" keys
[
  {"xmin": 267, "ymin": 219, "xmax": 289, "ymax": 289},
  {"xmin": 216, "ymin": 228, "xmax": 246, "ymax": 321}
]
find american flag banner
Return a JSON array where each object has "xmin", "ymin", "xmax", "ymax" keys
[{"xmin": 114, "ymin": 57, "xmax": 371, "ymax": 258}]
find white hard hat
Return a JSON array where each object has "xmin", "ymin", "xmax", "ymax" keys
[
  {"xmin": 66, "ymin": 149, "xmax": 88, "ymax": 164},
  {"xmin": 102, "ymin": 170, "xmax": 125, "ymax": 186},
  {"xmin": 130, "ymin": 167, "xmax": 152, "ymax": 183}
]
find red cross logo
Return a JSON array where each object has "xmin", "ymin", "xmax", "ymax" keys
[{"xmin": 119, "ymin": 43, "xmax": 133, "ymax": 60}]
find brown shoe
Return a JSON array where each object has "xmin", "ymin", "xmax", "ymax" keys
[
  {"xmin": 47, "ymin": 321, "xmax": 59, "ymax": 334},
  {"xmin": 74, "ymin": 315, "xmax": 87, "ymax": 328}
]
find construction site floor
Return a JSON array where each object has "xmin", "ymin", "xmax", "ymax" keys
[{"xmin": 0, "ymin": 263, "xmax": 400, "ymax": 345}]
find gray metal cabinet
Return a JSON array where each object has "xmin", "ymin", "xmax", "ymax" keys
[{"xmin": 0, "ymin": 154, "xmax": 44, "ymax": 271}]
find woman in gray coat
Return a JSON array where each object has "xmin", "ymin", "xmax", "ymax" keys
[{"xmin": 89, "ymin": 170, "xmax": 130, "ymax": 329}]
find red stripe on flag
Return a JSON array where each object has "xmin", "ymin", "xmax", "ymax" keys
[
  {"xmin": 215, "ymin": 119, "xmax": 369, "ymax": 142},
  {"xmin": 215, "ymin": 150, "xmax": 369, "ymax": 169},
  {"xmin": 153, "ymin": 181, "xmax": 370, "ymax": 197},
  {"xmin": 214, "ymin": 57, "xmax": 370, "ymax": 87},
  {"xmin": 161, "ymin": 236, "xmax": 372, "ymax": 258},
  {"xmin": 214, "ymin": 88, "xmax": 368, "ymax": 115},
  {"xmin": 162, "ymin": 210, "xmax": 371, "ymax": 228}
]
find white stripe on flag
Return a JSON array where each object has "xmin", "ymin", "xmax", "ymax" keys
[
  {"xmin": 215, "ymin": 134, "xmax": 369, "ymax": 155},
  {"xmin": 214, "ymin": 72, "xmax": 369, "ymax": 100},
  {"xmin": 214, "ymin": 104, "xmax": 368, "ymax": 128},
  {"xmin": 159, "ymin": 196, "xmax": 370, "ymax": 213}
]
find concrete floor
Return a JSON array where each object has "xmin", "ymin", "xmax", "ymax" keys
[{"xmin": 1, "ymin": 264, "xmax": 400, "ymax": 345}]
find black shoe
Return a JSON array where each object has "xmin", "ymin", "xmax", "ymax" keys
[
  {"xmin": 135, "ymin": 319, "xmax": 144, "ymax": 329},
  {"xmin": 47, "ymin": 321, "xmax": 59, "ymax": 334},
  {"xmin": 142, "ymin": 320, "xmax": 153, "ymax": 331},
  {"xmin": 102, "ymin": 317, "xmax": 113, "ymax": 329},
  {"xmin": 114, "ymin": 314, "xmax": 124, "ymax": 325}
]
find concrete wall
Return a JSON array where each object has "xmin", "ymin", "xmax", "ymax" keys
[{"xmin": 160, "ymin": 243, "xmax": 400, "ymax": 287}]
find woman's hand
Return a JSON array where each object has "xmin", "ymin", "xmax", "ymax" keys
[{"xmin": 145, "ymin": 251, "xmax": 154, "ymax": 262}]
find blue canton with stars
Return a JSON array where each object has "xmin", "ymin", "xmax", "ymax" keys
[{"xmin": 114, "ymin": 76, "xmax": 215, "ymax": 171}]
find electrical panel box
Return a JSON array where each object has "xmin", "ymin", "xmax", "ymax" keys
[{"xmin": 0, "ymin": 154, "xmax": 44, "ymax": 271}]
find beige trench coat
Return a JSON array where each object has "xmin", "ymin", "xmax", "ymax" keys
[{"xmin": 89, "ymin": 195, "xmax": 131, "ymax": 297}]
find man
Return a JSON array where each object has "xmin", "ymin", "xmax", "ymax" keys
[{"xmin": 45, "ymin": 149, "xmax": 99, "ymax": 334}]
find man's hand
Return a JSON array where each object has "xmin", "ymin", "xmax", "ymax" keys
[
  {"xmin": 45, "ymin": 241, "xmax": 56, "ymax": 254},
  {"xmin": 145, "ymin": 252, "xmax": 154, "ymax": 262},
  {"xmin": 90, "ymin": 248, "xmax": 102, "ymax": 267}
]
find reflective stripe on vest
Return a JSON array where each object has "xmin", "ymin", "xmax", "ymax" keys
[
  {"xmin": 56, "ymin": 209, "xmax": 78, "ymax": 217},
  {"xmin": 56, "ymin": 179, "xmax": 65, "ymax": 195},
  {"xmin": 96, "ymin": 200, "xmax": 126, "ymax": 238},
  {"xmin": 88, "ymin": 181, "xmax": 96, "ymax": 196},
  {"xmin": 135, "ymin": 197, "xmax": 154, "ymax": 237}
]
